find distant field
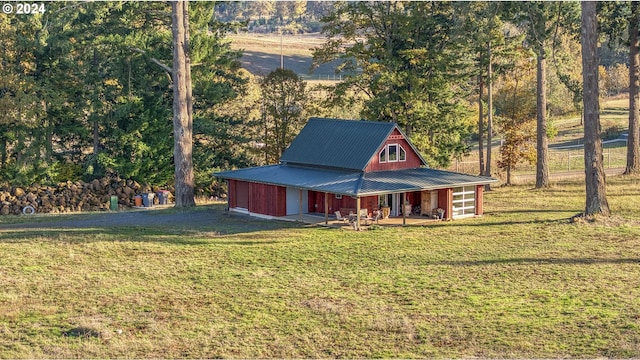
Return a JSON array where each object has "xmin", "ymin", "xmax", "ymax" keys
[
  {"xmin": 454, "ymin": 98, "xmax": 632, "ymax": 179},
  {"xmin": 229, "ymin": 33, "xmax": 343, "ymax": 80},
  {"xmin": 1, "ymin": 175, "xmax": 640, "ymax": 358}
]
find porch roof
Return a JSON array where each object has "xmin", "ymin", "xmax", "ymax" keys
[{"xmin": 215, "ymin": 165, "xmax": 497, "ymax": 197}]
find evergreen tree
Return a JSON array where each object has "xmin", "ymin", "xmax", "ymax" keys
[
  {"xmin": 260, "ymin": 68, "xmax": 308, "ymax": 163},
  {"xmin": 508, "ymin": 1, "xmax": 580, "ymax": 189},
  {"xmin": 581, "ymin": 0, "xmax": 610, "ymax": 216},
  {"xmin": 313, "ymin": 1, "xmax": 474, "ymax": 168}
]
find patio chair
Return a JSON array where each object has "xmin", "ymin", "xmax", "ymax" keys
[
  {"xmin": 372, "ymin": 210, "xmax": 382, "ymax": 224},
  {"xmin": 335, "ymin": 211, "xmax": 348, "ymax": 222},
  {"xmin": 359, "ymin": 209, "xmax": 371, "ymax": 225}
]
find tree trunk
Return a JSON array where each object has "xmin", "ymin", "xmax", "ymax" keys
[
  {"xmin": 536, "ymin": 47, "xmax": 550, "ymax": 188},
  {"xmin": 581, "ymin": 1, "xmax": 610, "ymax": 216},
  {"xmin": 172, "ymin": 1, "xmax": 196, "ymax": 207},
  {"xmin": 478, "ymin": 74, "xmax": 485, "ymax": 176},
  {"xmin": 485, "ymin": 41, "xmax": 493, "ymax": 191},
  {"xmin": 626, "ymin": 1, "xmax": 640, "ymax": 174}
]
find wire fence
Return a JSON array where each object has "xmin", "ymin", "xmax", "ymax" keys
[
  {"xmin": 451, "ymin": 138, "xmax": 628, "ymax": 180},
  {"xmin": 299, "ymin": 74, "xmax": 343, "ymax": 81}
]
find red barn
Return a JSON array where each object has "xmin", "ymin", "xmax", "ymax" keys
[{"xmin": 215, "ymin": 118, "xmax": 497, "ymax": 228}]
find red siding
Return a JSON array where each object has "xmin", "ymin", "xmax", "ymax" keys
[
  {"xmin": 438, "ymin": 188, "xmax": 453, "ymax": 220},
  {"xmin": 365, "ymin": 129, "xmax": 424, "ymax": 172},
  {"xmin": 359, "ymin": 195, "xmax": 378, "ymax": 216},
  {"xmin": 228, "ymin": 180, "xmax": 237, "ymax": 208},
  {"xmin": 308, "ymin": 191, "xmax": 362, "ymax": 214},
  {"xmin": 236, "ymin": 181, "xmax": 249, "ymax": 208},
  {"xmin": 248, "ymin": 182, "xmax": 286, "ymax": 216}
]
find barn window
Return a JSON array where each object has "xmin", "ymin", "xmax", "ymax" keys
[
  {"xmin": 379, "ymin": 148, "xmax": 387, "ymax": 163},
  {"xmin": 388, "ymin": 144, "xmax": 398, "ymax": 161},
  {"xmin": 335, "ymin": 194, "xmax": 342, "ymax": 199},
  {"xmin": 380, "ymin": 144, "xmax": 406, "ymax": 163}
]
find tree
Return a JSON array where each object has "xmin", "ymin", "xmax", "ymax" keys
[
  {"xmin": 509, "ymin": 1, "xmax": 580, "ymax": 188},
  {"xmin": 172, "ymin": 1, "xmax": 196, "ymax": 207},
  {"xmin": 313, "ymin": 1, "xmax": 474, "ymax": 168},
  {"xmin": 597, "ymin": 2, "xmax": 640, "ymax": 174},
  {"xmin": 581, "ymin": 1, "xmax": 610, "ymax": 216},
  {"xmin": 260, "ymin": 68, "xmax": 308, "ymax": 163},
  {"xmin": 494, "ymin": 51, "xmax": 538, "ymax": 185},
  {"xmin": 627, "ymin": 2, "xmax": 640, "ymax": 174}
]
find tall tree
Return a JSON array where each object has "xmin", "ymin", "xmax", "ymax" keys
[
  {"xmin": 598, "ymin": 1, "xmax": 640, "ymax": 174},
  {"xmin": 627, "ymin": 2, "xmax": 640, "ymax": 174},
  {"xmin": 581, "ymin": 1, "xmax": 610, "ymax": 216},
  {"xmin": 510, "ymin": 2, "xmax": 580, "ymax": 188},
  {"xmin": 172, "ymin": 1, "xmax": 196, "ymax": 207},
  {"xmin": 260, "ymin": 68, "xmax": 309, "ymax": 163},
  {"xmin": 313, "ymin": 1, "xmax": 473, "ymax": 168}
]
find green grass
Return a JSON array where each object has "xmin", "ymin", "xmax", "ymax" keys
[{"xmin": 2, "ymin": 176, "xmax": 640, "ymax": 358}]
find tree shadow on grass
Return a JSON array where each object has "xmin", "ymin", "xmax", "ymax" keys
[
  {"xmin": 0, "ymin": 227, "xmax": 295, "ymax": 246},
  {"xmin": 433, "ymin": 257, "xmax": 640, "ymax": 267}
]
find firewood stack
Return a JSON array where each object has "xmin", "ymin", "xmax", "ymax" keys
[{"xmin": 0, "ymin": 177, "xmax": 169, "ymax": 215}]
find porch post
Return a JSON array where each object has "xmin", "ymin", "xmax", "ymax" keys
[
  {"xmin": 402, "ymin": 192, "xmax": 406, "ymax": 225},
  {"xmin": 356, "ymin": 197, "xmax": 361, "ymax": 230},
  {"xmin": 299, "ymin": 189, "xmax": 303, "ymax": 221},
  {"xmin": 324, "ymin": 192, "xmax": 329, "ymax": 224}
]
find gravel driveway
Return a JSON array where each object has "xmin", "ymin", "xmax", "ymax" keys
[
  {"xmin": 0, "ymin": 205, "xmax": 222, "ymax": 230},
  {"xmin": 0, "ymin": 204, "xmax": 296, "ymax": 234}
]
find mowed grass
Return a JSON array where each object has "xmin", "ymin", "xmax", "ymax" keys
[{"xmin": 1, "ymin": 177, "xmax": 640, "ymax": 358}]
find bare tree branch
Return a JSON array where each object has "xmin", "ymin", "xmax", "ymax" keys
[{"xmin": 130, "ymin": 47, "xmax": 173, "ymax": 75}]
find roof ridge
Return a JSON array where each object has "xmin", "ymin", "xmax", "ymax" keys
[{"xmin": 308, "ymin": 117, "xmax": 397, "ymax": 126}]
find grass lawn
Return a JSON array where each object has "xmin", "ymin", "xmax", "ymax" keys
[{"xmin": 1, "ymin": 176, "xmax": 640, "ymax": 358}]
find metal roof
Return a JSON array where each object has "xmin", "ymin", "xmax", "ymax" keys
[
  {"xmin": 280, "ymin": 118, "xmax": 403, "ymax": 171},
  {"xmin": 360, "ymin": 168, "xmax": 498, "ymax": 195},
  {"xmin": 215, "ymin": 165, "xmax": 497, "ymax": 196}
]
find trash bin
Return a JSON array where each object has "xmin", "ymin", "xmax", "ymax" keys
[
  {"xmin": 134, "ymin": 195, "xmax": 142, "ymax": 207},
  {"xmin": 141, "ymin": 192, "xmax": 154, "ymax": 207},
  {"xmin": 157, "ymin": 190, "xmax": 169, "ymax": 205},
  {"xmin": 110, "ymin": 196, "xmax": 118, "ymax": 211}
]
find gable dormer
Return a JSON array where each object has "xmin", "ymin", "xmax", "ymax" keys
[{"xmin": 365, "ymin": 128, "xmax": 425, "ymax": 172}]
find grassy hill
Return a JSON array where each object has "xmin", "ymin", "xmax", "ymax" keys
[
  {"xmin": 229, "ymin": 33, "xmax": 343, "ymax": 81},
  {"xmin": 1, "ymin": 175, "xmax": 639, "ymax": 358}
]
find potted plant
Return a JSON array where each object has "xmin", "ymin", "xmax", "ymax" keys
[
  {"xmin": 380, "ymin": 198, "xmax": 390, "ymax": 219},
  {"xmin": 403, "ymin": 200, "xmax": 412, "ymax": 216}
]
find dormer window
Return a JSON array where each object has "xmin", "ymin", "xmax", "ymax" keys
[{"xmin": 379, "ymin": 144, "xmax": 406, "ymax": 163}]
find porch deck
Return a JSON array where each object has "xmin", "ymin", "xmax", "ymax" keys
[{"xmin": 281, "ymin": 212, "xmax": 441, "ymax": 228}]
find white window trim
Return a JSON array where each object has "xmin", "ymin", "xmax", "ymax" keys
[{"xmin": 379, "ymin": 144, "xmax": 407, "ymax": 163}]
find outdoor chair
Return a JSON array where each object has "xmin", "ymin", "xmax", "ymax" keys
[{"xmin": 335, "ymin": 211, "xmax": 348, "ymax": 222}]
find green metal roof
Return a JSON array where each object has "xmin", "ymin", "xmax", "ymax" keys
[
  {"xmin": 215, "ymin": 165, "xmax": 497, "ymax": 196},
  {"xmin": 280, "ymin": 118, "xmax": 425, "ymax": 171}
]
